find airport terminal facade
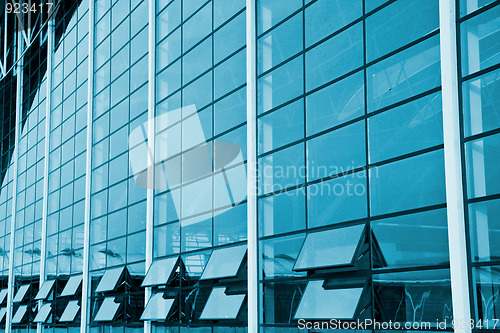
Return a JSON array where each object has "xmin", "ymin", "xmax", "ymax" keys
[{"xmin": 0, "ymin": 0, "xmax": 498, "ymax": 332}]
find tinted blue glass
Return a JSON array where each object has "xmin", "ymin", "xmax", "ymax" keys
[
  {"xmin": 258, "ymin": 99, "xmax": 304, "ymax": 154},
  {"xmin": 214, "ymin": 87, "xmax": 246, "ymax": 135},
  {"xmin": 460, "ymin": 0, "xmax": 498, "ymax": 16},
  {"xmin": 214, "ymin": 0, "xmax": 245, "ymax": 28},
  {"xmin": 469, "ymin": 198, "xmax": 500, "ymax": 262},
  {"xmin": 306, "ymin": 22, "xmax": 363, "ymax": 91},
  {"xmin": 305, "ymin": 0, "xmax": 362, "ymax": 47},
  {"xmin": 365, "ymin": 0, "xmax": 390, "ymax": 12},
  {"xmin": 183, "ymin": 0, "xmax": 207, "ymax": 19},
  {"xmin": 183, "ymin": 3, "xmax": 212, "ymax": 51},
  {"xmin": 372, "ymin": 208, "xmax": 449, "ymax": 268},
  {"xmin": 156, "ymin": 60, "xmax": 181, "ymax": 102},
  {"xmin": 370, "ymin": 149, "xmax": 446, "ymax": 216},
  {"xmin": 461, "ymin": 5, "xmax": 500, "ymax": 76},
  {"xmin": 214, "ymin": 203, "xmax": 247, "ymax": 245},
  {"xmin": 307, "ymin": 173, "xmax": 367, "ymax": 227},
  {"xmin": 258, "ymin": 13, "xmax": 303, "ymax": 74},
  {"xmin": 367, "ymin": 35, "xmax": 441, "ymax": 112},
  {"xmin": 466, "ymin": 133, "xmax": 500, "ymax": 198},
  {"xmin": 258, "ymin": 56, "xmax": 303, "ymax": 114},
  {"xmin": 259, "ymin": 143, "xmax": 305, "ymax": 195},
  {"xmin": 214, "ymin": 50, "xmax": 246, "ymax": 99},
  {"xmin": 366, "ymin": 0, "xmax": 439, "ymax": 62},
  {"xmin": 154, "ymin": 222, "xmax": 180, "ymax": 257},
  {"xmin": 181, "ymin": 213, "xmax": 212, "ymax": 251},
  {"xmin": 260, "ymin": 234, "xmax": 306, "ymax": 278},
  {"xmin": 214, "ymin": 12, "xmax": 245, "ymax": 64},
  {"xmin": 257, "ymin": 0, "xmax": 302, "ymax": 34},
  {"xmin": 307, "ymin": 120, "xmax": 365, "ymax": 182},
  {"xmin": 156, "ymin": 0, "xmax": 181, "ymax": 39},
  {"xmin": 182, "ymin": 37, "xmax": 212, "ymax": 84},
  {"xmin": 183, "ymin": 72, "xmax": 212, "ymax": 110},
  {"xmin": 368, "ymin": 92, "xmax": 443, "ymax": 163},
  {"xmin": 259, "ymin": 188, "xmax": 306, "ymax": 237},
  {"xmin": 306, "ymin": 72, "xmax": 364, "ymax": 136},
  {"xmin": 462, "ymin": 68, "xmax": 500, "ymax": 137},
  {"xmin": 157, "ymin": 28, "xmax": 181, "ymax": 71}
]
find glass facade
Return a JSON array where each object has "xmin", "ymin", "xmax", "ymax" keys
[{"xmin": 0, "ymin": 0, "xmax": 497, "ymax": 332}]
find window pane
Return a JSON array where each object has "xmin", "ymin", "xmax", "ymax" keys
[
  {"xmin": 307, "ymin": 120, "xmax": 365, "ymax": 182},
  {"xmin": 257, "ymin": 0, "xmax": 302, "ymax": 34},
  {"xmin": 94, "ymin": 297, "xmax": 121, "ymax": 321},
  {"xmin": 258, "ymin": 56, "xmax": 303, "ymax": 114},
  {"xmin": 141, "ymin": 293, "xmax": 175, "ymax": 321},
  {"xmin": 258, "ymin": 13, "xmax": 303, "ymax": 74},
  {"xmin": 294, "ymin": 224, "xmax": 366, "ymax": 270},
  {"xmin": 368, "ymin": 92, "xmax": 443, "ymax": 163},
  {"xmin": 156, "ymin": 0, "xmax": 181, "ymax": 40},
  {"xmin": 214, "ymin": 87, "xmax": 246, "ymax": 135},
  {"xmin": 294, "ymin": 281, "xmax": 362, "ymax": 319},
  {"xmin": 95, "ymin": 266, "xmax": 125, "ymax": 292},
  {"xmin": 214, "ymin": 0, "xmax": 244, "ymax": 28},
  {"xmin": 306, "ymin": 71, "xmax": 364, "ymax": 136},
  {"xmin": 258, "ymin": 99, "xmax": 304, "ymax": 154},
  {"xmin": 473, "ymin": 266, "xmax": 500, "ymax": 322},
  {"xmin": 367, "ymin": 35, "xmax": 441, "ymax": 112},
  {"xmin": 200, "ymin": 244, "xmax": 246, "ymax": 280},
  {"xmin": 366, "ymin": 0, "xmax": 439, "ymax": 62},
  {"xmin": 12, "ymin": 305, "xmax": 28, "ymax": 323},
  {"xmin": 461, "ymin": 5, "xmax": 500, "ymax": 76},
  {"xmin": 370, "ymin": 149, "xmax": 446, "ymax": 216},
  {"xmin": 35, "ymin": 280, "xmax": 55, "ymax": 300},
  {"xmin": 469, "ymin": 198, "xmax": 500, "ymax": 262},
  {"xmin": 260, "ymin": 234, "xmax": 306, "ymax": 278},
  {"xmin": 60, "ymin": 275, "xmax": 83, "ymax": 296},
  {"xmin": 372, "ymin": 208, "xmax": 449, "ymax": 268},
  {"xmin": 307, "ymin": 173, "xmax": 367, "ymax": 228},
  {"xmin": 214, "ymin": 49, "xmax": 246, "ymax": 99},
  {"xmin": 460, "ymin": 0, "xmax": 498, "ymax": 16},
  {"xmin": 59, "ymin": 300, "xmax": 80, "ymax": 322},
  {"xmin": 259, "ymin": 188, "xmax": 306, "ymax": 237},
  {"xmin": 142, "ymin": 257, "xmax": 178, "ymax": 286},
  {"xmin": 182, "ymin": 37, "xmax": 212, "ymax": 84},
  {"xmin": 259, "ymin": 143, "xmax": 305, "ymax": 195},
  {"xmin": 34, "ymin": 304, "xmax": 52, "ymax": 323},
  {"xmin": 462, "ymin": 67, "xmax": 500, "ymax": 137},
  {"xmin": 13, "ymin": 285, "xmax": 30, "ymax": 303},
  {"xmin": 466, "ymin": 133, "xmax": 500, "ymax": 198},
  {"xmin": 0, "ymin": 289, "xmax": 7, "ymax": 304},
  {"xmin": 214, "ymin": 12, "xmax": 245, "ymax": 64},
  {"xmin": 199, "ymin": 287, "xmax": 245, "ymax": 319},
  {"xmin": 306, "ymin": 23, "xmax": 363, "ymax": 91}
]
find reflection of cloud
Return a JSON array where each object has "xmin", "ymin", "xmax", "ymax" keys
[{"xmin": 129, "ymin": 105, "xmax": 247, "ymax": 223}]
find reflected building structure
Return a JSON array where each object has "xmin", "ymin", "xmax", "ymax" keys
[{"xmin": 0, "ymin": 0, "xmax": 498, "ymax": 332}]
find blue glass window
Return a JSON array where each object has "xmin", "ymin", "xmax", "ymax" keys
[
  {"xmin": 257, "ymin": 0, "xmax": 302, "ymax": 34},
  {"xmin": 259, "ymin": 188, "xmax": 306, "ymax": 237},
  {"xmin": 466, "ymin": 133, "xmax": 500, "ymax": 198},
  {"xmin": 214, "ymin": 49, "xmax": 246, "ymax": 100},
  {"xmin": 468, "ymin": 198, "xmax": 500, "ymax": 262},
  {"xmin": 215, "ymin": 12, "xmax": 245, "ymax": 64}
]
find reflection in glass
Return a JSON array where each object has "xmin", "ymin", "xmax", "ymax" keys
[
  {"xmin": 261, "ymin": 234, "xmax": 306, "ymax": 278},
  {"xmin": 259, "ymin": 188, "xmax": 306, "ymax": 237},
  {"xmin": 0, "ymin": 289, "xmax": 7, "ymax": 304},
  {"xmin": 469, "ymin": 198, "xmax": 500, "ymax": 262},
  {"xmin": 461, "ymin": 5, "xmax": 500, "ymax": 76},
  {"xmin": 199, "ymin": 287, "xmax": 245, "ymax": 320},
  {"xmin": 462, "ymin": 68, "xmax": 500, "ymax": 137},
  {"xmin": 294, "ymin": 282, "xmax": 363, "ymax": 319},
  {"xmin": 466, "ymin": 133, "xmax": 500, "ymax": 198},
  {"xmin": 294, "ymin": 224, "xmax": 365, "ymax": 271},
  {"xmin": 474, "ymin": 266, "xmax": 500, "ymax": 321},
  {"xmin": 141, "ymin": 293, "xmax": 175, "ymax": 321},
  {"xmin": 367, "ymin": 35, "xmax": 441, "ymax": 112},
  {"xmin": 0, "ymin": 307, "xmax": 7, "ymax": 322},
  {"xmin": 370, "ymin": 149, "xmax": 446, "ymax": 216},
  {"xmin": 368, "ymin": 92, "xmax": 443, "ymax": 163}
]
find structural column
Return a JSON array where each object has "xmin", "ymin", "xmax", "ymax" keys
[
  {"xmin": 81, "ymin": 0, "xmax": 95, "ymax": 331},
  {"xmin": 246, "ymin": 0, "xmax": 258, "ymax": 332},
  {"xmin": 144, "ymin": 0, "xmax": 156, "ymax": 331},
  {"xmin": 439, "ymin": 0, "xmax": 472, "ymax": 332},
  {"xmin": 37, "ymin": 16, "xmax": 54, "ymax": 333},
  {"xmin": 6, "ymin": 27, "xmax": 23, "ymax": 333}
]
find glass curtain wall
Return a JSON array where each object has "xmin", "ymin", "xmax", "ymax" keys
[{"xmin": 459, "ymin": 0, "xmax": 500, "ymax": 325}]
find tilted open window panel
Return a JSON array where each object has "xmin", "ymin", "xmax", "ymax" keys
[
  {"xmin": 95, "ymin": 267, "xmax": 128, "ymax": 293},
  {"xmin": 142, "ymin": 257, "xmax": 180, "ymax": 287},
  {"xmin": 59, "ymin": 300, "xmax": 80, "ymax": 322},
  {"xmin": 140, "ymin": 293, "xmax": 176, "ymax": 321},
  {"xmin": 34, "ymin": 303, "xmax": 52, "ymax": 323},
  {"xmin": 0, "ymin": 289, "xmax": 7, "ymax": 304},
  {"xmin": 0, "ymin": 307, "xmax": 6, "ymax": 322},
  {"xmin": 199, "ymin": 287, "xmax": 246, "ymax": 320},
  {"xmin": 93, "ymin": 297, "xmax": 122, "ymax": 322},
  {"xmin": 12, "ymin": 305, "xmax": 28, "ymax": 324},
  {"xmin": 35, "ymin": 280, "xmax": 55, "ymax": 300},
  {"xmin": 200, "ymin": 245, "xmax": 247, "ymax": 280},
  {"xmin": 60, "ymin": 275, "xmax": 83, "ymax": 297},
  {"xmin": 12, "ymin": 285, "xmax": 30, "ymax": 303}
]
